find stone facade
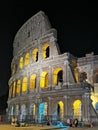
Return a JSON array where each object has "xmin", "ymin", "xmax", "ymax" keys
[{"xmin": 8, "ymin": 11, "xmax": 98, "ymax": 123}]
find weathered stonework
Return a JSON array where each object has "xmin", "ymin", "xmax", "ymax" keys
[{"xmin": 8, "ymin": 11, "xmax": 98, "ymax": 124}]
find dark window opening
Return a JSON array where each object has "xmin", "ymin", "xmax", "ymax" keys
[
  {"xmin": 46, "ymin": 46, "xmax": 49, "ymax": 58},
  {"xmin": 57, "ymin": 70, "xmax": 63, "ymax": 84},
  {"xmin": 36, "ymin": 52, "xmax": 38, "ymax": 62}
]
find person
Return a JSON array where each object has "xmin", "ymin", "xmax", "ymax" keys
[
  {"xmin": 69, "ymin": 119, "xmax": 73, "ymax": 127},
  {"xmin": 90, "ymin": 120, "xmax": 93, "ymax": 128},
  {"xmin": 67, "ymin": 118, "xmax": 70, "ymax": 126},
  {"xmin": 74, "ymin": 118, "xmax": 78, "ymax": 127}
]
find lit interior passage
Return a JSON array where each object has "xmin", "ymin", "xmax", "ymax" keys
[
  {"xmin": 53, "ymin": 68, "xmax": 63, "ymax": 85},
  {"xmin": 30, "ymin": 74, "xmax": 36, "ymax": 89},
  {"xmin": 19, "ymin": 57, "xmax": 23, "ymax": 69},
  {"xmin": 24, "ymin": 52, "xmax": 30, "ymax": 65},
  {"xmin": 20, "ymin": 104, "xmax": 27, "ymax": 122},
  {"xmin": 32, "ymin": 48, "xmax": 38, "ymax": 62},
  {"xmin": 57, "ymin": 101, "xmax": 64, "ymax": 120},
  {"xmin": 42, "ymin": 43, "xmax": 49, "ymax": 58},
  {"xmin": 73, "ymin": 100, "xmax": 82, "ymax": 120},
  {"xmin": 29, "ymin": 103, "xmax": 36, "ymax": 116},
  {"xmin": 16, "ymin": 80, "xmax": 21, "ymax": 93},
  {"xmin": 40, "ymin": 71, "xmax": 48, "ymax": 88},
  {"xmin": 38, "ymin": 102, "xmax": 47, "ymax": 122},
  {"xmin": 22, "ymin": 77, "xmax": 28, "ymax": 92},
  {"xmin": 13, "ymin": 82, "xmax": 16, "ymax": 95}
]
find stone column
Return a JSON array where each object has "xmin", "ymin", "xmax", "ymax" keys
[
  {"xmin": 48, "ymin": 97, "xmax": 52, "ymax": 120},
  {"xmin": 48, "ymin": 66, "xmax": 52, "ymax": 88},
  {"xmin": 82, "ymin": 93, "xmax": 90, "ymax": 121},
  {"xmin": 63, "ymin": 95, "xmax": 69, "ymax": 120}
]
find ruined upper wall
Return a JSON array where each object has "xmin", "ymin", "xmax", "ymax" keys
[{"xmin": 13, "ymin": 11, "xmax": 56, "ymax": 56}]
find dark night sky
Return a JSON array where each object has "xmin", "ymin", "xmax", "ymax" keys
[{"xmin": 0, "ymin": 1, "xmax": 98, "ymax": 96}]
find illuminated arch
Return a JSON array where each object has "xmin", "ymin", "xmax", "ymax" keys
[
  {"xmin": 20, "ymin": 104, "xmax": 27, "ymax": 121},
  {"xmin": 24, "ymin": 52, "xmax": 30, "ymax": 65},
  {"xmin": 10, "ymin": 84, "xmax": 13, "ymax": 97},
  {"xmin": 32, "ymin": 48, "xmax": 38, "ymax": 62},
  {"xmin": 73, "ymin": 100, "xmax": 82, "ymax": 120},
  {"xmin": 19, "ymin": 57, "xmax": 23, "ymax": 69},
  {"xmin": 10, "ymin": 105, "xmax": 14, "ymax": 116},
  {"xmin": 13, "ymin": 81, "xmax": 16, "ymax": 96},
  {"xmin": 16, "ymin": 80, "xmax": 21, "ymax": 93},
  {"xmin": 39, "ymin": 102, "xmax": 48, "ymax": 121},
  {"xmin": 42, "ymin": 43, "xmax": 49, "ymax": 59},
  {"xmin": 30, "ymin": 74, "xmax": 36, "ymax": 89},
  {"xmin": 58, "ymin": 101, "xmax": 64, "ymax": 119},
  {"xmin": 29, "ymin": 103, "xmax": 36, "ymax": 116},
  {"xmin": 53, "ymin": 68, "xmax": 63, "ymax": 85},
  {"xmin": 22, "ymin": 77, "xmax": 28, "ymax": 92},
  {"xmin": 40, "ymin": 71, "xmax": 48, "ymax": 88}
]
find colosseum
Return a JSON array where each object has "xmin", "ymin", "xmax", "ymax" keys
[{"xmin": 8, "ymin": 11, "xmax": 98, "ymax": 123}]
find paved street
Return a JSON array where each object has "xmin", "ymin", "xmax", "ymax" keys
[{"xmin": 0, "ymin": 124, "xmax": 98, "ymax": 130}]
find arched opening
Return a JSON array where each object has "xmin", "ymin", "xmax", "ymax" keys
[
  {"xmin": 22, "ymin": 77, "xmax": 28, "ymax": 92},
  {"xmin": 29, "ymin": 103, "xmax": 36, "ymax": 121},
  {"xmin": 73, "ymin": 100, "xmax": 82, "ymax": 121},
  {"xmin": 10, "ymin": 84, "xmax": 13, "ymax": 98},
  {"xmin": 32, "ymin": 48, "xmax": 38, "ymax": 62},
  {"xmin": 30, "ymin": 74, "xmax": 36, "ymax": 89},
  {"xmin": 57, "ymin": 101, "xmax": 64, "ymax": 120},
  {"xmin": 10, "ymin": 106, "xmax": 14, "ymax": 116},
  {"xmin": 13, "ymin": 82, "xmax": 16, "ymax": 96},
  {"xmin": 53, "ymin": 68, "xmax": 63, "ymax": 86},
  {"xmin": 46, "ymin": 46, "xmax": 49, "ymax": 58},
  {"xmin": 39, "ymin": 102, "xmax": 48, "ymax": 122},
  {"xmin": 16, "ymin": 80, "xmax": 21, "ymax": 94},
  {"xmin": 15, "ymin": 105, "xmax": 19, "ymax": 116},
  {"xmin": 40, "ymin": 71, "xmax": 48, "ymax": 88},
  {"xmin": 19, "ymin": 57, "xmax": 23, "ymax": 69},
  {"xmin": 24, "ymin": 52, "xmax": 30, "ymax": 66},
  {"xmin": 42, "ymin": 43, "xmax": 49, "ymax": 59},
  {"xmin": 20, "ymin": 104, "xmax": 27, "ymax": 122}
]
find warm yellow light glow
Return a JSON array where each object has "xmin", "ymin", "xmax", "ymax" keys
[
  {"xmin": 13, "ymin": 82, "xmax": 16, "ymax": 95},
  {"xmin": 19, "ymin": 57, "xmax": 23, "ymax": 69},
  {"xmin": 74, "ymin": 69, "xmax": 79, "ymax": 82},
  {"xmin": 40, "ymin": 71, "xmax": 48, "ymax": 88},
  {"xmin": 16, "ymin": 80, "xmax": 21, "ymax": 93},
  {"xmin": 91, "ymin": 92, "xmax": 98, "ymax": 108},
  {"xmin": 10, "ymin": 84, "xmax": 13, "ymax": 97},
  {"xmin": 58, "ymin": 101, "xmax": 64, "ymax": 119},
  {"xmin": 22, "ymin": 77, "xmax": 28, "ymax": 92},
  {"xmin": 32, "ymin": 48, "xmax": 38, "ymax": 61},
  {"xmin": 53, "ymin": 68, "xmax": 62, "ymax": 85},
  {"xmin": 44, "ymin": 102, "xmax": 48, "ymax": 116},
  {"xmin": 42, "ymin": 43, "xmax": 49, "ymax": 58},
  {"xmin": 33, "ymin": 104, "xmax": 36, "ymax": 116},
  {"xmin": 73, "ymin": 100, "xmax": 81, "ymax": 119},
  {"xmin": 30, "ymin": 74, "xmax": 36, "ymax": 89},
  {"xmin": 24, "ymin": 53, "xmax": 30, "ymax": 65}
]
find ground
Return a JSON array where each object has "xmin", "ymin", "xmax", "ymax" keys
[{"xmin": 0, "ymin": 124, "xmax": 98, "ymax": 130}]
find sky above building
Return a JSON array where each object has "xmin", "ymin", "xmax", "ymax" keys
[{"xmin": 0, "ymin": 0, "xmax": 97, "ymax": 96}]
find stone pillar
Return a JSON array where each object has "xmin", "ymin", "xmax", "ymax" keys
[
  {"xmin": 63, "ymin": 95, "xmax": 69, "ymax": 120},
  {"xmin": 36, "ymin": 69, "xmax": 40, "ymax": 93},
  {"xmin": 48, "ymin": 66, "xmax": 52, "ymax": 88},
  {"xmin": 48, "ymin": 97, "xmax": 52, "ymax": 120},
  {"xmin": 63, "ymin": 60, "xmax": 70, "ymax": 85},
  {"xmin": 82, "ymin": 93, "xmax": 90, "ymax": 121}
]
